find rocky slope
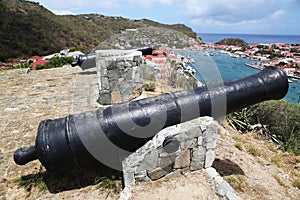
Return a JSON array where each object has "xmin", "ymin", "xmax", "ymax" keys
[{"xmin": 0, "ymin": 0, "xmax": 202, "ymax": 61}]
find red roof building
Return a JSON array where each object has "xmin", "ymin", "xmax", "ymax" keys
[{"xmin": 32, "ymin": 60, "xmax": 49, "ymax": 70}]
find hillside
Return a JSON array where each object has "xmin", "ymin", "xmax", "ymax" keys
[
  {"xmin": 0, "ymin": 0, "xmax": 202, "ymax": 61},
  {"xmin": 216, "ymin": 38, "xmax": 248, "ymax": 47}
]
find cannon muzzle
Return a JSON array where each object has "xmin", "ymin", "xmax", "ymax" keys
[{"xmin": 14, "ymin": 67, "xmax": 288, "ymax": 173}]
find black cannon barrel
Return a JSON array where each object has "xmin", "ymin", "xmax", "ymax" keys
[
  {"xmin": 71, "ymin": 46, "xmax": 153, "ymax": 69},
  {"xmin": 14, "ymin": 67, "xmax": 288, "ymax": 173}
]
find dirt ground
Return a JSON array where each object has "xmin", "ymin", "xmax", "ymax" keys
[{"xmin": 1, "ymin": 67, "xmax": 300, "ymax": 200}]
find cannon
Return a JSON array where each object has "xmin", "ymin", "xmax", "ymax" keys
[
  {"xmin": 71, "ymin": 46, "xmax": 153, "ymax": 69},
  {"xmin": 14, "ymin": 67, "xmax": 288, "ymax": 173}
]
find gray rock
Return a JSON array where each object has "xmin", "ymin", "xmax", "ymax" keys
[
  {"xmin": 143, "ymin": 149, "xmax": 158, "ymax": 171},
  {"xmin": 158, "ymin": 156, "xmax": 174, "ymax": 168},
  {"xmin": 174, "ymin": 149, "xmax": 190, "ymax": 169},
  {"xmin": 214, "ymin": 175, "xmax": 224, "ymax": 185},
  {"xmin": 164, "ymin": 169, "xmax": 182, "ymax": 179},
  {"xmin": 120, "ymin": 82, "xmax": 133, "ymax": 98},
  {"xmin": 181, "ymin": 138, "xmax": 197, "ymax": 149},
  {"xmin": 123, "ymin": 172, "xmax": 135, "ymax": 187},
  {"xmin": 108, "ymin": 70, "xmax": 121, "ymax": 80},
  {"xmin": 225, "ymin": 191, "xmax": 242, "ymax": 200},
  {"xmin": 100, "ymin": 76, "xmax": 110, "ymax": 90},
  {"xmin": 97, "ymin": 90, "xmax": 111, "ymax": 105},
  {"xmin": 205, "ymin": 149, "xmax": 215, "ymax": 168},
  {"xmin": 148, "ymin": 166, "xmax": 173, "ymax": 180},
  {"xmin": 205, "ymin": 167, "xmax": 218, "ymax": 179},
  {"xmin": 216, "ymin": 181, "xmax": 235, "ymax": 196},
  {"xmin": 190, "ymin": 147, "xmax": 205, "ymax": 171}
]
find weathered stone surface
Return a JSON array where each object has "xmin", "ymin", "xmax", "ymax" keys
[
  {"xmin": 205, "ymin": 149, "xmax": 215, "ymax": 168},
  {"xmin": 216, "ymin": 181, "xmax": 235, "ymax": 196},
  {"xmin": 120, "ymin": 82, "xmax": 133, "ymax": 98},
  {"xmin": 100, "ymin": 76, "xmax": 110, "ymax": 90},
  {"xmin": 225, "ymin": 191, "xmax": 242, "ymax": 200},
  {"xmin": 98, "ymin": 90, "xmax": 111, "ymax": 105},
  {"xmin": 123, "ymin": 172, "xmax": 135, "ymax": 186},
  {"xmin": 158, "ymin": 157, "xmax": 174, "ymax": 168},
  {"xmin": 214, "ymin": 175, "xmax": 224, "ymax": 186},
  {"xmin": 205, "ymin": 167, "xmax": 218, "ymax": 179},
  {"xmin": 181, "ymin": 138, "xmax": 197, "ymax": 149},
  {"xmin": 190, "ymin": 147, "xmax": 205, "ymax": 171},
  {"xmin": 197, "ymin": 136, "xmax": 203, "ymax": 146},
  {"xmin": 185, "ymin": 127, "xmax": 202, "ymax": 139},
  {"xmin": 108, "ymin": 70, "xmax": 121, "ymax": 80},
  {"xmin": 164, "ymin": 169, "xmax": 182, "ymax": 179},
  {"xmin": 174, "ymin": 149, "xmax": 190, "ymax": 169},
  {"xmin": 111, "ymin": 91, "xmax": 121, "ymax": 103},
  {"xmin": 135, "ymin": 170, "xmax": 151, "ymax": 182},
  {"xmin": 148, "ymin": 166, "xmax": 172, "ymax": 180}
]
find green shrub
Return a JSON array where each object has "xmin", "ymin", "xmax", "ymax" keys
[
  {"xmin": 253, "ymin": 101, "xmax": 300, "ymax": 155},
  {"xmin": 13, "ymin": 60, "xmax": 32, "ymax": 69},
  {"xmin": 227, "ymin": 100, "xmax": 300, "ymax": 156},
  {"xmin": 226, "ymin": 107, "xmax": 257, "ymax": 133},
  {"xmin": 143, "ymin": 82, "xmax": 156, "ymax": 91},
  {"xmin": 38, "ymin": 56, "xmax": 75, "ymax": 70}
]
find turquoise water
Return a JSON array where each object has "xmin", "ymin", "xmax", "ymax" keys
[
  {"xmin": 175, "ymin": 50, "xmax": 300, "ymax": 104},
  {"xmin": 199, "ymin": 33, "xmax": 300, "ymax": 44}
]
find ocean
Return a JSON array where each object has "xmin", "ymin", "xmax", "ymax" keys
[
  {"xmin": 175, "ymin": 49, "xmax": 300, "ymax": 104},
  {"xmin": 198, "ymin": 33, "xmax": 300, "ymax": 44}
]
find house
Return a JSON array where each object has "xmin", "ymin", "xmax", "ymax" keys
[{"xmin": 32, "ymin": 60, "xmax": 49, "ymax": 70}]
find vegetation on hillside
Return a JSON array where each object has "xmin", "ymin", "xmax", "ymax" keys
[
  {"xmin": 227, "ymin": 100, "xmax": 300, "ymax": 155},
  {"xmin": 0, "ymin": 0, "xmax": 202, "ymax": 61},
  {"xmin": 216, "ymin": 38, "xmax": 248, "ymax": 47}
]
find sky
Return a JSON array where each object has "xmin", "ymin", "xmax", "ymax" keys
[{"xmin": 31, "ymin": 0, "xmax": 300, "ymax": 35}]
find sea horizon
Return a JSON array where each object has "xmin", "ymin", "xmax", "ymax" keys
[{"xmin": 198, "ymin": 32, "xmax": 300, "ymax": 45}]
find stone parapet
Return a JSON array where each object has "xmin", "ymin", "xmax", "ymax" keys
[{"xmin": 96, "ymin": 50, "xmax": 143, "ymax": 105}]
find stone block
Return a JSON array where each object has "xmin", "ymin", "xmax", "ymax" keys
[
  {"xmin": 215, "ymin": 181, "xmax": 235, "ymax": 197},
  {"xmin": 111, "ymin": 91, "xmax": 121, "ymax": 104},
  {"xmin": 181, "ymin": 138, "xmax": 197, "ymax": 149},
  {"xmin": 174, "ymin": 149, "xmax": 190, "ymax": 169},
  {"xmin": 120, "ymin": 82, "xmax": 133, "ymax": 99},
  {"xmin": 148, "ymin": 166, "xmax": 173, "ymax": 180},
  {"xmin": 205, "ymin": 149, "xmax": 215, "ymax": 168},
  {"xmin": 158, "ymin": 156, "xmax": 174, "ymax": 168},
  {"xmin": 108, "ymin": 70, "xmax": 121, "ymax": 80},
  {"xmin": 100, "ymin": 76, "xmax": 110, "ymax": 90},
  {"xmin": 164, "ymin": 169, "xmax": 182, "ymax": 179},
  {"xmin": 225, "ymin": 191, "xmax": 242, "ymax": 200},
  {"xmin": 190, "ymin": 147, "xmax": 205, "ymax": 171},
  {"xmin": 97, "ymin": 90, "xmax": 111, "ymax": 105},
  {"xmin": 205, "ymin": 167, "xmax": 218, "ymax": 179}
]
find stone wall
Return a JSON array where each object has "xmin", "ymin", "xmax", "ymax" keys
[
  {"xmin": 120, "ymin": 117, "xmax": 241, "ymax": 200},
  {"xmin": 95, "ymin": 50, "xmax": 144, "ymax": 105}
]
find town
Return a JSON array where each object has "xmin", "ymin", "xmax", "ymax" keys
[{"xmin": 202, "ymin": 42, "xmax": 300, "ymax": 79}]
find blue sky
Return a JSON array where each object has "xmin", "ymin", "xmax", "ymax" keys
[{"xmin": 32, "ymin": 0, "xmax": 300, "ymax": 35}]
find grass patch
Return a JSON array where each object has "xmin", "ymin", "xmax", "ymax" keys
[
  {"xmin": 292, "ymin": 169, "xmax": 300, "ymax": 177},
  {"xmin": 293, "ymin": 178, "xmax": 300, "ymax": 189},
  {"xmin": 226, "ymin": 175, "xmax": 247, "ymax": 191},
  {"xmin": 271, "ymin": 153, "xmax": 285, "ymax": 168},
  {"xmin": 235, "ymin": 142, "xmax": 243, "ymax": 151},
  {"xmin": 15, "ymin": 172, "xmax": 47, "ymax": 192},
  {"xmin": 246, "ymin": 144, "xmax": 261, "ymax": 157},
  {"xmin": 273, "ymin": 174, "xmax": 288, "ymax": 188},
  {"xmin": 143, "ymin": 82, "xmax": 156, "ymax": 91},
  {"xmin": 232, "ymin": 135, "xmax": 247, "ymax": 143},
  {"xmin": 94, "ymin": 176, "xmax": 122, "ymax": 199}
]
